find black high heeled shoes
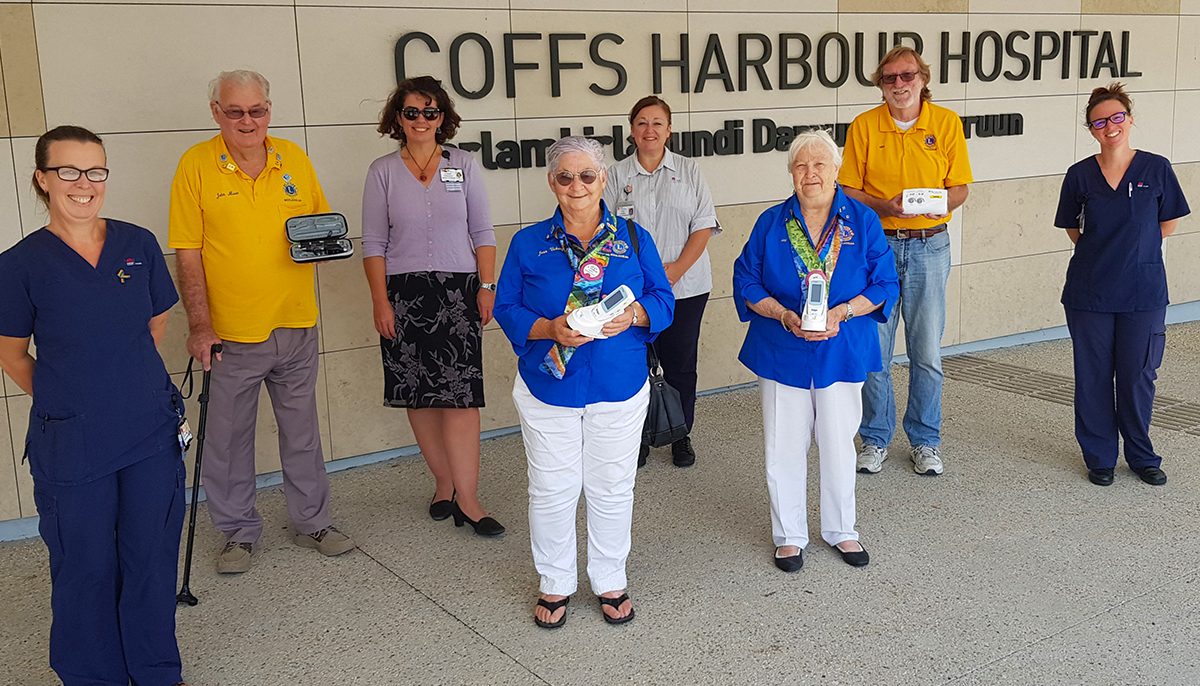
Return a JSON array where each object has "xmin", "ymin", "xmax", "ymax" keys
[
  {"xmin": 451, "ymin": 502, "xmax": 505, "ymax": 537},
  {"xmin": 429, "ymin": 491, "xmax": 456, "ymax": 521}
]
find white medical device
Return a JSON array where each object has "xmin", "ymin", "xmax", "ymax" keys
[
  {"xmin": 567, "ymin": 284, "xmax": 636, "ymax": 339},
  {"xmin": 902, "ymin": 188, "xmax": 949, "ymax": 216},
  {"xmin": 800, "ymin": 272, "xmax": 829, "ymax": 332}
]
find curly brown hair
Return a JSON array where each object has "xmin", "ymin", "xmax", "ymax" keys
[{"xmin": 377, "ymin": 76, "xmax": 461, "ymax": 144}]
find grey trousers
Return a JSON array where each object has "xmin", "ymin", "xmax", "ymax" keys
[{"xmin": 202, "ymin": 326, "xmax": 332, "ymax": 543}]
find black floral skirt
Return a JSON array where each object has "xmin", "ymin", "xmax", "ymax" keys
[{"xmin": 381, "ymin": 272, "xmax": 484, "ymax": 408}]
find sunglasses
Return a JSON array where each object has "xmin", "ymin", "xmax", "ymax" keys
[
  {"xmin": 553, "ymin": 170, "xmax": 600, "ymax": 187},
  {"xmin": 42, "ymin": 166, "xmax": 110, "ymax": 182},
  {"xmin": 1088, "ymin": 111, "xmax": 1128, "ymax": 129},
  {"xmin": 217, "ymin": 104, "xmax": 269, "ymax": 120},
  {"xmin": 880, "ymin": 71, "xmax": 919, "ymax": 85},
  {"xmin": 402, "ymin": 107, "xmax": 443, "ymax": 121}
]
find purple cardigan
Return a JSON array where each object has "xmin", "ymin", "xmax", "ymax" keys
[{"xmin": 361, "ymin": 146, "xmax": 495, "ymax": 274}]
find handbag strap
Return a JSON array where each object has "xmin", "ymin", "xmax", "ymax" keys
[{"xmin": 622, "ymin": 218, "xmax": 662, "ymax": 374}]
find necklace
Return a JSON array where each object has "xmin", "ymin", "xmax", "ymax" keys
[{"xmin": 406, "ymin": 145, "xmax": 439, "ymax": 182}]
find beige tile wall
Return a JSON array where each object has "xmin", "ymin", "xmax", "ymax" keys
[{"xmin": 2, "ymin": 2, "xmax": 1198, "ymax": 525}]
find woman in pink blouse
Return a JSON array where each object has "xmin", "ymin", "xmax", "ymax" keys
[{"xmin": 361, "ymin": 76, "xmax": 503, "ymax": 536}]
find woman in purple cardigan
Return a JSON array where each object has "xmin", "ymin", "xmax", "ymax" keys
[{"xmin": 361, "ymin": 76, "xmax": 503, "ymax": 536}]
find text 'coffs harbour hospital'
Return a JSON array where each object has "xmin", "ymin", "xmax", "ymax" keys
[{"xmin": 0, "ymin": 2, "xmax": 1198, "ymax": 534}]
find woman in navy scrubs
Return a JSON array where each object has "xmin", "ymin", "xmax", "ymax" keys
[
  {"xmin": 0, "ymin": 126, "xmax": 189, "ymax": 685},
  {"xmin": 1055, "ymin": 83, "xmax": 1190, "ymax": 487}
]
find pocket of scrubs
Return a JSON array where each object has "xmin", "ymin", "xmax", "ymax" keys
[
  {"xmin": 27, "ymin": 413, "xmax": 89, "ymax": 484},
  {"xmin": 31, "ymin": 486, "xmax": 64, "ymax": 561},
  {"xmin": 1145, "ymin": 331, "xmax": 1166, "ymax": 372}
]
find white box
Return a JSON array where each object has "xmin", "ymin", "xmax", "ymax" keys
[{"xmin": 902, "ymin": 188, "xmax": 949, "ymax": 216}]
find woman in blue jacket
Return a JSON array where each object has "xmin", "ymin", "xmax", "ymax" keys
[
  {"xmin": 0, "ymin": 126, "xmax": 188, "ymax": 685},
  {"xmin": 733, "ymin": 129, "xmax": 899, "ymax": 573},
  {"xmin": 495, "ymin": 136, "xmax": 674, "ymax": 629}
]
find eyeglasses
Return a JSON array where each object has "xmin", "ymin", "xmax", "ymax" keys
[
  {"xmin": 1088, "ymin": 111, "xmax": 1128, "ymax": 129},
  {"xmin": 42, "ymin": 166, "xmax": 110, "ymax": 182},
  {"xmin": 216, "ymin": 104, "xmax": 269, "ymax": 120},
  {"xmin": 401, "ymin": 107, "xmax": 443, "ymax": 121},
  {"xmin": 880, "ymin": 71, "xmax": 919, "ymax": 85},
  {"xmin": 553, "ymin": 170, "xmax": 600, "ymax": 187}
]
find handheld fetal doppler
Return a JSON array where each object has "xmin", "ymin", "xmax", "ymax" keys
[
  {"xmin": 800, "ymin": 272, "xmax": 829, "ymax": 332},
  {"xmin": 567, "ymin": 284, "xmax": 636, "ymax": 339}
]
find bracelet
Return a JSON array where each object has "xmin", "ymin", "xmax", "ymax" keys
[
  {"xmin": 632, "ymin": 310, "xmax": 640, "ymax": 326},
  {"xmin": 779, "ymin": 310, "xmax": 791, "ymax": 330}
]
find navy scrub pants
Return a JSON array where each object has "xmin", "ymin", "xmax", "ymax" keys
[
  {"xmin": 33, "ymin": 443, "xmax": 186, "ymax": 686},
  {"xmin": 650, "ymin": 292, "xmax": 709, "ymax": 432},
  {"xmin": 1064, "ymin": 307, "xmax": 1166, "ymax": 471}
]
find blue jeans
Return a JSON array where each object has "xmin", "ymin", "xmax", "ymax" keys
[{"xmin": 859, "ymin": 230, "xmax": 951, "ymax": 448}]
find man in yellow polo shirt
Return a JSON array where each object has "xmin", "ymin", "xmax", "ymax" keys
[
  {"xmin": 169, "ymin": 69, "xmax": 354, "ymax": 574},
  {"xmin": 839, "ymin": 46, "xmax": 973, "ymax": 478}
]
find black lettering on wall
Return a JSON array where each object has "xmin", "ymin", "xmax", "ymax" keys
[
  {"xmin": 449, "ymin": 33, "xmax": 494, "ymax": 99},
  {"xmin": 779, "ymin": 33, "xmax": 812, "ymax": 90},
  {"xmin": 1120, "ymin": 31, "xmax": 1142, "ymax": 77},
  {"xmin": 590, "ymin": 34, "xmax": 627, "ymax": 96},
  {"xmin": 504, "ymin": 33, "xmax": 542, "ymax": 99},
  {"xmin": 653, "ymin": 33, "xmax": 690, "ymax": 94},
  {"xmin": 395, "ymin": 32, "xmax": 439, "ymax": 83},
  {"xmin": 817, "ymin": 32, "xmax": 849, "ymax": 88},
  {"xmin": 942, "ymin": 31, "xmax": 970, "ymax": 84},
  {"xmin": 696, "ymin": 34, "xmax": 735, "ymax": 92},
  {"xmin": 1003, "ymin": 30, "xmax": 1031, "ymax": 81},
  {"xmin": 738, "ymin": 33, "xmax": 773, "ymax": 91},
  {"xmin": 974, "ymin": 31, "xmax": 1003, "ymax": 82},
  {"xmin": 548, "ymin": 33, "xmax": 586, "ymax": 97},
  {"xmin": 1032, "ymin": 31, "xmax": 1061, "ymax": 80}
]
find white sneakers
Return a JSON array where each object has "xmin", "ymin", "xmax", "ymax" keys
[
  {"xmin": 856, "ymin": 444, "xmax": 888, "ymax": 474},
  {"xmin": 856, "ymin": 443, "xmax": 945, "ymax": 476},
  {"xmin": 910, "ymin": 445, "xmax": 944, "ymax": 476}
]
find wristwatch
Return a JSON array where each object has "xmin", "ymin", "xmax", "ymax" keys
[
  {"xmin": 480, "ymin": 282, "xmax": 497, "ymax": 292},
  {"xmin": 844, "ymin": 302, "xmax": 855, "ymax": 320}
]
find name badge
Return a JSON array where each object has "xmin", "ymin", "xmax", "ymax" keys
[
  {"xmin": 440, "ymin": 168, "xmax": 465, "ymax": 183},
  {"xmin": 615, "ymin": 203, "xmax": 634, "ymax": 219}
]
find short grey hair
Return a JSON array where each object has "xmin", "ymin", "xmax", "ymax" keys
[
  {"xmin": 786, "ymin": 128, "xmax": 842, "ymax": 170},
  {"xmin": 546, "ymin": 136, "xmax": 607, "ymax": 176},
  {"xmin": 208, "ymin": 70, "xmax": 271, "ymax": 104}
]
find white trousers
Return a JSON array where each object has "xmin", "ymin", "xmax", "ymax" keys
[
  {"xmin": 513, "ymin": 376, "xmax": 649, "ymax": 596},
  {"xmin": 760, "ymin": 378, "xmax": 863, "ymax": 549}
]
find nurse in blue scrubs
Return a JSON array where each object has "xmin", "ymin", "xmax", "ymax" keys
[
  {"xmin": 0, "ymin": 126, "xmax": 189, "ymax": 685},
  {"xmin": 1054, "ymin": 83, "xmax": 1190, "ymax": 487}
]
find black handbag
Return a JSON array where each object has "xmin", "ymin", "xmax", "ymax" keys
[
  {"xmin": 622, "ymin": 219, "xmax": 690, "ymax": 448},
  {"xmin": 643, "ymin": 343, "xmax": 689, "ymax": 447}
]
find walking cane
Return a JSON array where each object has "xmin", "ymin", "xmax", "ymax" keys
[{"xmin": 177, "ymin": 343, "xmax": 222, "ymax": 607}]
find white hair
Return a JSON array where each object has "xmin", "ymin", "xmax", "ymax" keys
[
  {"xmin": 208, "ymin": 70, "xmax": 271, "ymax": 103},
  {"xmin": 786, "ymin": 128, "xmax": 842, "ymax": 170},
  {"xmin": 546, "ymin": 136, "xmax": 607, "ymax": 175}
]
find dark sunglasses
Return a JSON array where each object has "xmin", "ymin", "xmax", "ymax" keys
[
  {"xmin": 217, "ymin": 104, "xmax": 269, "ymax": 120},
  {"xmin": 553, "ymin": 170, "xmax": 600, "ymax": 187},
  {"xmin": 1088, "ymin": 111, "xmax": 1128, "ymax": 129},
  {"xmin": 402, "ymin": 107, "xmax": 443, "ymax": 121},
  {"xmin": 880, "ymin": 71, "xmax": 919, "ymax": 85},
  {"xmin": 42, "ymin": 166, "xmax": 110, "ymax": 182}
]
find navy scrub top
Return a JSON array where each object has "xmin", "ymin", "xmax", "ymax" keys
[
  {"xmin": 0, "ymin": 220, "xmax": 182, "ymax": 485},
  {"xmin": 1054, "ymin": 151, "xmax": 1190, "ymax": 312}
]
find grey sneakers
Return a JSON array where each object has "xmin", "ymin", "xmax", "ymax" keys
[
  {"xmin": 293, "ymin": 525, "xmax": 356, "ymax": 557},
  {"xmin": 217, "ymin": 541, "xmax": 253, "ymax": 574},
  {"xmin": 858, "ymin": 443, "xmax": 945, "ymax": 475},
  {"xmin": 910, "ymin": 445, "xmax": 944, "ymax": 476},
  {"xmin": 856, "ymin": 444, "xmax": 888, "ymax": 474}
]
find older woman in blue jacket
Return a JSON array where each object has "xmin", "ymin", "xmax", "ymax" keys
[
  {"xmin": 734, "ymin": 129, "xmax": 899, "ymax": 573},
  {"xmin": 495, "ymin": 136, "xmax": 674, "ymax": 628}
]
